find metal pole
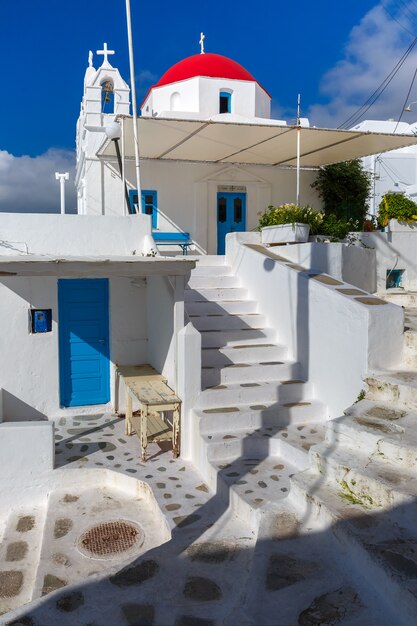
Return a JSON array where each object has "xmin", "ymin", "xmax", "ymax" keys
[
  {"xmin": 55, "ymin": 172, "xmax": 69, "ymax": 214},
  {"xmin": 296, "ymin": 94, "xmax": 301, "ymax": 206},
  {"xmin": 121, "ymin": 117, "xmax": 127, "ymax": 215},
  {"xmin": 125, "ymin": 0, "xmax": 142, "ymax": 213}
]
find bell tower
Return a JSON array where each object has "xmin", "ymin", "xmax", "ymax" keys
[{"xmin": 75, "ymin": 44, "xmax": 130, "ymax": 215}]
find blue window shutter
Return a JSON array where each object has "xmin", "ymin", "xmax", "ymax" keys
[
  {"xmin": 128, "ymin": 189, "xmax": 158, "ymax": 227},
  {"xmin": 141, "ymin": 190, "xmax": 158, "ymax": 229},
  {"xmin": 219, "ymin": 91, "xmax": 232, "ymax": 113}
]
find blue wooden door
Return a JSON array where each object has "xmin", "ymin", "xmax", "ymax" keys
[
  {"xmin": 58, "ymin": 279, "xmax": 110, "ymax": 407},
  {"xmin": 217, "ymin": 192, "xmax": 246, "ymax": 254}
]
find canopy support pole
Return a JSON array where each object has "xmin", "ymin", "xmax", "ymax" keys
[
  {"xmin": 125, "ymin": 0, "xmax": 142, "ymax": 213},
  {"xmin": 296, "ymin": 94, "xmax": 301, "ymax": 206}
]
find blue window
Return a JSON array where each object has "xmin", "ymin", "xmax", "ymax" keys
[
  {"xmin": 129, "ymin": 189, "xmax": 158, "ymax": 228},
  {"xmin": 219, "ymin": 91, "xmax": 232, "ymax": 113}
]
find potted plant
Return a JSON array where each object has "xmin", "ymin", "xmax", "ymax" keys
[
  {"xmin": 258, "ymin": 204, "xmax": 323, "ymax": 244},
  {"xmin": 377, "ymin": 192, "xmax": 417, "ymax": 231}
]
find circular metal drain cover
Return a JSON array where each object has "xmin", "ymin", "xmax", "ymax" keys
[{"xmin": 78, "ymin": 520, "xmax": 144, "ymax": 559}]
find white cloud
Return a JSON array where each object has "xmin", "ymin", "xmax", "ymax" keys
[
  {"xmin": 136, "ymin": 69, "xmax": 158, "ymax": 84},
  {"xmin": 0, "ymin": 149, "xmax": 76, "ymax": 213},
  {"xmin": 309, "ymin": 3, "xmax": 417, "ymax": 128}
]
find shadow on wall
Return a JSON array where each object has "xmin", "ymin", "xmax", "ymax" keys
[{"xmin": 1, "ymin": 389, "xmax": 48, "ymax": 422}]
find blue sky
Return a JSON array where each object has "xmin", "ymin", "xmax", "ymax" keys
[{"xmin": 1, "ymin": 0, "xmax": 417, "ymax": 211}]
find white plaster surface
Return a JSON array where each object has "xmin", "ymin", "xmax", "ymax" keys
[
  {"xmin": 142, "ymin": 76, "xmax": 271, "ymax": 120},
  {"xmin": 0, "ymin": 276, "xmax": 148, "ymax": 420},
  {"xmin": 355, "ymin": 230, "xmax": 417, "ymax": 292},
  {"xmin": 225, "ymin": 234, "xmax": 403, "ymax": 417},
  {"xmin": 276, "ymin": 241, "xmax": 376, "ymax": 293},
  {"xmin": 0, "ymin": 214, "xmax": 151, "ymax": 257}
]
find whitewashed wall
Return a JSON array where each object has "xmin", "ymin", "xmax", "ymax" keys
[
  {"xmin": 276, "ymin": 242, "xmax": 377, "ymax": 293},
  {"xmin": 123, "ymin": 160, "xmax": 320, "ymax": 254},
  {"xmin": 0, "ymin": 214, "xmax": 151, "ymax": 256},
  {"xmin": 356, "ymin": 229, "xmax": 417, "ymax": 292},
  {"xmin": 0, "ymin": 276, "xmax": 147, "ymax": 420},
  {"xmin": 226, "ymin": 234, "xmax": 403, "ymax": 417},
  {"xmin": 142, "ymin": 76, "xmax": 271, "ymax": 119}
]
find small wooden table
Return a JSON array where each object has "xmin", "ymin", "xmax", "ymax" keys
[{"xmin": 116, "ymin": 364, "xmax": 181, "ymax": 461}]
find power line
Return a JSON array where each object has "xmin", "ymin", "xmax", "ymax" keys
[
  {"xmin": 394, "ymin": 66, "xmax": 417, "ymax": 131},
  {"xmin": 338, "ymin": 36, "xmax": 417, "ymax": 128},
  {"xmin": 381, "ymin": 2, "xmax": 417, "ymax": 36}
]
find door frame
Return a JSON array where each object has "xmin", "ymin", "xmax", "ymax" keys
[
  {"xmin": 216, "ymin": 191, "xmax": 247, "ymax": 254},
  {"xmin": 58, "ymin": 278, "xmax": 110, "ymax": 407}
]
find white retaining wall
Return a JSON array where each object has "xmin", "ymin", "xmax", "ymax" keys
[
  {"xmin": 227, "ymin": 233, "xmax": 403, "ymax": 417},
  {"xmin": 275, "ymin": 242, "xmax": 377, "ymax": 293},
  {"xmin": 0, "ymin": 213, "xmax": 152, "ymax": 256},
  {"xmin": 356, "ymin": 228, "xmax": 417, "ymax": 292}
]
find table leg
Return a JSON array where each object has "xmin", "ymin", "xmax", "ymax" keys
[
  {"xmin": 173, "ymin": 404, "xmax": 180, "ymax": 458},
  {"xmin": 125, "ymin": 391, "xmax": 132, "ymax": 436},
  {"xmin": 141, "ymin": 405, "xmax": 148, "ymax": 462}
]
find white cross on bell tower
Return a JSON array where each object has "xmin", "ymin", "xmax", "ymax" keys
[
  {"xmin": 199, "ymin": 32, "xmax": 205, "ymax": 55},
  {"xmin": 96, "ymin": 42, "xmax": 115, "ymax": 65}
]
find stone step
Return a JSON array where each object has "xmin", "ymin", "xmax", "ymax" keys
[
  {"xmin": 0, "ymin": 503, "xmax": 47, "ymax": 615},
  {"xmin": 309, "ymin": 442, "xmax": 417, "ymax": 509},
  {"xmin": 206, "ymin": 456, "xmax": 299, "ymax": 523},
  {"xmin": 402, "ymin": 329, "xmax": 417, "ymax": 367},
  {"xmin": 186, "ymin": 299, "xmax": 258, "ymax": 316},
  {"xmin": 378, "ymin": 291, "xmax": 417, "ymax": 307},
  {"xmin": 191, "ymin": 313, "xmax": 266, "ymax": 332},
  {"xmin": 366, "ymin": 371, "xmax": 417, "ymax": 410},
  {"xmin": 201, "ymin": 344, "xmax": 288, "ymax": 367},
  {"xmin": 190, "ymin": 264, "xmax": 232, "ymax": 276},
  {"xmin": 187, "ymin": 274, "xmax": 240, "ymax": 290},
  {"xmin": 290, "ymin": 471, "xmax": 417, "ymax": 626},
  {"xmin": 201, "ymin": 360, "xmax": 300, "ymax": 388},
  {"xmin": 326, "ymin": 401, "xmax": 417, "ymax": 471},
  {"xmin": 184, "ymin": 287, "xmax": 248, "ymax": 302},
  {"xmin": 196, "ymin": 380, "xmax": 314, "ymax": 410},
  {"xmin": 203, "ymin": 425, "xmax": 321, "ymax": 467},
  {"xmin": 200, "ymin": 328, "xmax": 277, "ymax": 348},
  {"xmin": 196, "ymin": 400, "xmax": 328, "ymax": 435}
]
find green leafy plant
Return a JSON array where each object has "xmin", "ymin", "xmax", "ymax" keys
[
  {"xmin": 377, "ymin": 192, "xmax": 417, "ymax": 227},
  {"xmin": 319, "ymin": 214, "xmax": 359, "ymax": 240},
  {"xmin": 311, "ymin": 159, "xmax": 371, "ymax": 223},
  {"xmin": 257, "ymin": 204, "xmax": 324, "ymax": 235}
]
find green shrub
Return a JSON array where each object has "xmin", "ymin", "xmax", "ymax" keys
[
  {"xmin": 257, "ymin": 203, "xmax": 359, "ymax": 240},
  {"xmin": 257, "ymin": 204, "xmax": 324, "ymax": 235},
  {"xmin": 377, "ymin": 192, "xmax": 417, "ymax": 227},
  {"xmin": 311, "ymin": 159, "xmax": 371, "ymax": 223},
  {"xmin": 319, "ymin": 214, "xmax": 359, "ymax": 240}
]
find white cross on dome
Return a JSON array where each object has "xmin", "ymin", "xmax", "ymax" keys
[{"xmin": 199, "ymin": 32, "xmax": 205, "ymax": 55}]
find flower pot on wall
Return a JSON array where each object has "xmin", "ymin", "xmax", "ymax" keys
[{"xmin": 261, "ymin": 223, "xmax": 310, "ymax": 244}]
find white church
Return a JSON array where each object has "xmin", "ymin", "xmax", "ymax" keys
[{"xmin": 2, "ymin": 39, "xmax": 417, "ymax": 626}]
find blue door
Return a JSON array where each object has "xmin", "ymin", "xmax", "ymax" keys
[
  {"xmin": 58, "ymin": 279, "xmax": 110, "ymax": 407},
  {"xmin": 217, "ymin": 192, "xmax": 246, "ymax": 254}
]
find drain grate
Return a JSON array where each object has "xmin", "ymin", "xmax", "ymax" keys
[{"xmin": 79, "ymin": 520, "xmax": 144, "ymax": 558}]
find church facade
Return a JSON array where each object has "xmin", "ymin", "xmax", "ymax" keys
[{"xmin": 75, "ymin": 45, "xmax": 320, "ymax": 255}]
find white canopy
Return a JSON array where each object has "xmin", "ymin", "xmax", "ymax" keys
[{"xmin": 99, "ymin": 117, "xmax": 417, "ymax": 167}]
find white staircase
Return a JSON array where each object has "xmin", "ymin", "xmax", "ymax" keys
[
  {"xmin": 185, "ymin": 261, "xmax": 328, "ymax": 516},
  {"xmin": 289, "ymin": 307, "xmax": 417, "ymax": 626}
]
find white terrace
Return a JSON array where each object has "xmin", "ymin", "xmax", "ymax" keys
[{"xmin": 1, "ymin": 209, "xmax": 417, "ymax": 625}]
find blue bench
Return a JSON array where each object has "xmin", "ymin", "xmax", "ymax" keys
[{"xmin": 152, "ymin": 232, "xmax": 192, "ymax": 255}]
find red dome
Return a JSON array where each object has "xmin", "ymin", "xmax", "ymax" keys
[{"xmin": 155, "ymin": 53, "xmax": 258, "ymax": 87}]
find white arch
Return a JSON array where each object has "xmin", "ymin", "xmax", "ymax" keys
[{"xmin": 170, "ymin": 91, "xmax": 181, "ymax": 111}]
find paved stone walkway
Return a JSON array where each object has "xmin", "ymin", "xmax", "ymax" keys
[{"xmin": 2, "ymin": 415, "xmax": 392, "ymax": 626}]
